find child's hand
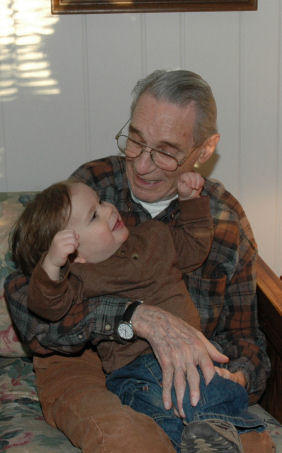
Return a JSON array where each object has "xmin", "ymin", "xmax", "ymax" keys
[
  {"xmin": 214, "ymin": 367, "xmax": 247, "ymax": 388},
  {"xmin": 177, "ymin": 172, "xmax": 204, "ymax": 200},
  {"xmin": 42, "ymin": 230, "xmax": 79, "ymax": 280},
  {"xmin": 47, "ymin": 230, "xmax": 79, "ymax": 268}
]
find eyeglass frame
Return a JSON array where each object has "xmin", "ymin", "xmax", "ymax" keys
[{"xmin": 115, "ymin": 119, "xmax": 192, "ymax": 172}]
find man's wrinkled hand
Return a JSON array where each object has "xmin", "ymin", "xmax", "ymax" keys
[{"xmin": 131, "ymin": 304, "xmax": 229, "ymax": 418}]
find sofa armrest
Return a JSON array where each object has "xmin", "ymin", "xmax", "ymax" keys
[{"xmin": 256, "ymin": 256, "xmax": 282, "ymax": 423}]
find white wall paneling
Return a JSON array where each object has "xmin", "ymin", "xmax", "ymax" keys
[
  {"xmin": 277, "ymin": 0, "xmax": 282, "ymax": 276},
  {"xmin": 1, "ymin": 4, "xmax": 88, "ymax": 191},
  {"xmin": 239, "ymin": 0, "xmax": 280, "ymax": 270},
  {"xmin": 182, "ymin": 12, "xmax": 241, "ymax": 196},
  {"xmin": 86, "ymin": 13, "xmax": 144, "ymax": 159},
  {"xmin": 143, "ymin": 13, "xmax": 183, "ymax": 72},
  {"xmin": 0, "ymin": 92, "xmax": 7, "ymax": 191},
  {"xmin": 0, "ymin": 0, "xmax": 281, "ymax": 275}
]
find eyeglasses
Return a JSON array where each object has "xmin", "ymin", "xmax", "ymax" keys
[{"xmin": 115, "ymin": 120, "xmax": 188, "ymax": 172}]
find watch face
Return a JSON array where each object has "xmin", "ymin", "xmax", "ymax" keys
[{"xmin": 118, "ymin": 322, "xmax": 134, "ymax": 340}]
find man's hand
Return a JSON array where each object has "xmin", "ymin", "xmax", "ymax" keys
[
  {"xmin": 178, "ymin": 172, "xmax": 205, "ymax": 200},
  {"xmin": 214, "ymin": 367, "xmax": 247, "ymax": 387},
  {"xmin": 131, "ymin": 304, "xmax": 229, "ymax": 418},
  {"xmin": 42, "ymin": 230, "xmax": 79, "ymax": 280}
]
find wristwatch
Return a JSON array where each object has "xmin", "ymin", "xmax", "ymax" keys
[{"xmin": 117, "ymin": 301, "xmax": 143, "ymax": 341}]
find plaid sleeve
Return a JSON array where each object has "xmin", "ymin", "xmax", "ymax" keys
[
  {"xmin": 4, "ymin": 270, "xmax": 129, "ymax": 354},
  {"xmin": 211, "ymin": 229, "xmax": 271, "ymax": 403},
  {"xmin": 196, "ymin": 180, "xmax": 271, "ymax": 403}
]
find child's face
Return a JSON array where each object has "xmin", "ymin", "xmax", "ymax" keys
[{"xmin": 67, "ymin": 183, "xmax": 129, "ymax": 263}]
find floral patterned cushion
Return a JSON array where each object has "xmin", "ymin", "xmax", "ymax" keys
[
  {"xmin": 0, "ymin": 356, "xmax": 281, "ymax": 452},
  {"xmin": 248, "ymin": 404, "xmax": 282, "ymax": 452},
  {"xmin": 0, "ymin": 357, "xmax": 80, "ymax": 452},
  {"xmin": 0, "ymin": 192, "xmax": 80, "ymax": 451},
  {"xmin": 0, "ymin": 193, "xmax": 34, "ymax": 357}
]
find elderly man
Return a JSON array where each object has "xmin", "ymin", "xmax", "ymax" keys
[{"xmin": 6, "ymin": 70, "xmax": 274, "ymax": 453}]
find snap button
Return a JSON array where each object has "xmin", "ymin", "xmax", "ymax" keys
[
  {"xmin": 105, "ymin": 323, "xmax": 112, "ymax": 331},
  {"xmin": 132, "ymin": 253, "xmax": 139, "ymax": 260},
  {"xmin": 78, "ymin": 334, "xmax": 83, "ymax": 340}
]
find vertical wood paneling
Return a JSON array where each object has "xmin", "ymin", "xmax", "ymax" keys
[
  {"xmin": 144, "ymin": 13, "xmax": 182, "ymax": 72},
  {"xmin": 182, "ymin": 12, "xmax": 241, "ymax": 197},
  {"xmin": 2, "ymin": 9, "xmax": 88, "ymax": 191},
  {"xmin": 0, "ymin": 101, "xmax": 7, "ymax": 192},
  {"xmin": 0, "ymin": 0, "xmax": 281, "ymax": 273},
  {"xmin": 277, "ymin": 1, "xmax": 282, "ymax": 276},
  {"xmin": 239, "ymin": 1, "xmax": 280, "ymax": 271},
  {"xmin": 86, "ymin": 14, "xmax": 145, "ymax": 160},
  {"xmin": 80, "ymin": 15, "xmax": 92, "ymax": 163}
]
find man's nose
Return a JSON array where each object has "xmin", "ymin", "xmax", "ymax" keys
[{"xmin": 134, "ymin": 148, "xmax": 155, "ymax": 174}]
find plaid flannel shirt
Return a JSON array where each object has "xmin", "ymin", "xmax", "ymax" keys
[{"xmin": 5, "ymin": 155, "xmax": 270, "ymax": 402}]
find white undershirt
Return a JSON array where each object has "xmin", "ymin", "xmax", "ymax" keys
[{"xmin": 130, "ymin": 191, "xmax": 178, "ymax": 218}]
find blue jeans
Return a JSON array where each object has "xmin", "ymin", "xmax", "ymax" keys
[{"xmin": 106, "ymin": 354, "xmax": 264, "ymax": 453}]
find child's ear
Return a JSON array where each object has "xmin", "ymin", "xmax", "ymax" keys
[{"xmin": 73, "ymin": 255, "xmax": 87, "ymax": 264}]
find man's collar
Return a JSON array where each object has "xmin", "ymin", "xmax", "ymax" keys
[{"xmin": 130, "ymin": 190, "xmax": 178, "ymax": 218}]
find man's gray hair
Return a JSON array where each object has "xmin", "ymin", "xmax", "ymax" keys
[{"xmin": 130, "ymin": 69, "xmax": 218, "ymax": 147}]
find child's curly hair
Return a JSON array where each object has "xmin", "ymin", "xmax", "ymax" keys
[{"xmin": 11, "ymin": 180, "xmax": 78, "ymax": 276}]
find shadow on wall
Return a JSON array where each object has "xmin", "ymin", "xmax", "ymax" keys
[{"xmin": 0, "ymin": 0, "xmax": 59, "ymax": 101}]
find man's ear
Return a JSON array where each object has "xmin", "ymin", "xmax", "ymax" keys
[
  {"xmin": 73, "ymin": 255, "xmax": 87, "ymax": 264},
  {"xmin": 197, "ymin": 133, "xmax": 220, "ymax": 164}
]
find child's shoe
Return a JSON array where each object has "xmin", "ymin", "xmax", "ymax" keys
[{"xmin": 180, "ymin": 419, "xmax": 243, "ymax": 453}]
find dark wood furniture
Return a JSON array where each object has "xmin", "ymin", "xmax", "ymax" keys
[
  {"xmin": 257, "ymin": 256, "xmax": 282, "ymax": 423},
  {"xmin": 51, "ymin": 0, "xmax": 257, "ymax": 15}
]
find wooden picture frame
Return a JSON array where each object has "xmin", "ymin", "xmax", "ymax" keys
[{"xmin": 51, "ymin": 0, "xmax": 257, "ymax": 15}]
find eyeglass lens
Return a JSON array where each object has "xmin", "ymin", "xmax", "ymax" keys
[{"xmin": 117, "ymin": 135, "xmax": 178, "ymax": 171}]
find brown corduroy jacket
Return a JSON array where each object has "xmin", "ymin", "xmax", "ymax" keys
[{"xmin": 28, "ymin": 197, "xmax": 213, "ymax": 373}]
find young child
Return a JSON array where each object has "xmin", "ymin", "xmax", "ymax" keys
[{"xmin": 11, "ymin": 174, "xmax": 263, "ymax": 453}]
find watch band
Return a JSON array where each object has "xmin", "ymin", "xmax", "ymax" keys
[{"xmin": 122, "ymin": 300, "xmax": 143, "ymax": 323}]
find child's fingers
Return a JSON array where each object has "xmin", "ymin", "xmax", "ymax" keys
[
  {"xmin": 63, "ymin": 236, "xmax": 79, "ymax": 251},
  {"xmin": 194, "ymin": 173, "xmax": 201, "ymax": 188},
  {"xmin": 51, "ymin": 230, "xmax": 79, "ymax": 258},
  {"xmin": 178, "ymin": 172, "xmax": 204, "ymax": 198},
  {"xmin": 179, "ymin": 172, "xmax": 203, "ymax": 186},
  {"xmin": 189, "ymin": 172, "xmax": 204, "ymax": 189},
  {"xmin": 55, "ymin": 230, "xmax": 79, "ymax": 245}
]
